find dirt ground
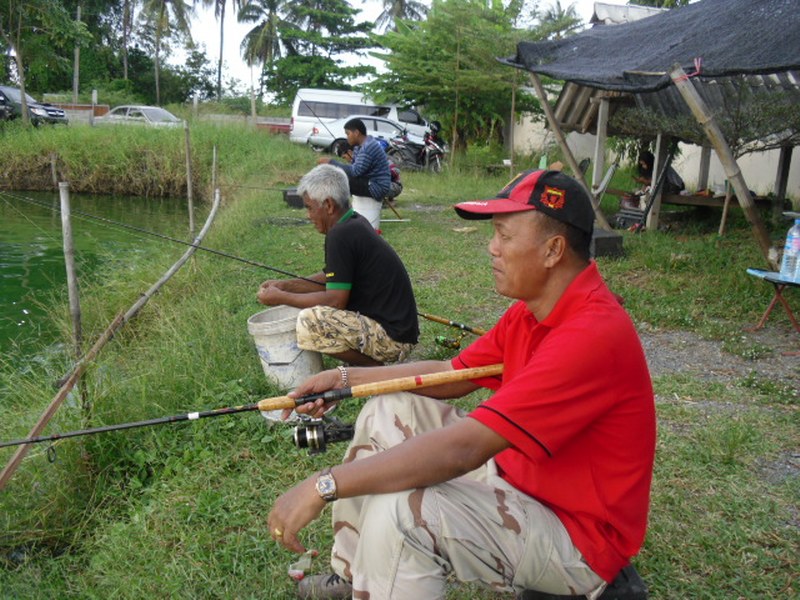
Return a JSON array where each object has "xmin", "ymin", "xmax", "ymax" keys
[
  {"xmin": 638, "ymin": 321, "xmax": 798, "ymax": 388},
  {"xmin": 640, "ymin": 321, "xmax": 799, "ymax": 487}
]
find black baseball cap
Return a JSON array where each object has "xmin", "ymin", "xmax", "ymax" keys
[{"xmin": 454, "ymin": 169, "xmax": 595, "ymax": 234}]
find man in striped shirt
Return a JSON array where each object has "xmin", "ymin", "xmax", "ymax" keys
[{"xmin": 318, "ymin": 118, "xmax": 391, "ymax": 201}]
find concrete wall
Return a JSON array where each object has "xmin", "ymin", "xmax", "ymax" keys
[
  {"xmin": 513, "ymin": 115, "xmax": 800, "ymax": 202},
  {"xmin": 674, "ymin": 144, "xmax": 800, "ymax": 201}
]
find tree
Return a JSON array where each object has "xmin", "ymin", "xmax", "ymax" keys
[
  {"xmin": 197, "ymin": 0, "xmax": 244, "ymax": 101},
  {"xmin": 538, "ymin": 1, "xmax": 581, "ymax": 39},
  {"xmin": 375, "ymin": 0, "xmax": 428, "ymax": 32},
  {"xmin": 264, "ymin": 0, "xmax": 374, "ymax": 104},
  {"xmin": 139, "ymin": 0, "xmax": 194, "ymax": 104},
  {"xmin": 369, "ymin": 0, "xmax": 532, "ymax": 151},
  {"xmin": 238, "ymin": 0, "xmax": 291, "ymax": 95},
  {"xmin": 0, "ymin": 0, "xmax": 90, "ymax": 124}
]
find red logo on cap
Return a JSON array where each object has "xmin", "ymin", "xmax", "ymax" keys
[{"xmin": 540, "ymin": 186, "xmax": 566, "ymax": 210}]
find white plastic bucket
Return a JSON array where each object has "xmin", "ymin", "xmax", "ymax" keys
[
  {"xmin": 352, "ymin": 195, "xmax": 381, "ymax": 230},
  {"xmin": 247, "ymin": 305, "xmax": 323, "ymax": 420}
]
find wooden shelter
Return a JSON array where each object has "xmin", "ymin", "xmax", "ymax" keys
[{"xmin": 502, "ymin": 0, "xmax": 800, "ymax": 267}]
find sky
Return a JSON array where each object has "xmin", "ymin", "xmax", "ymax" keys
[{"xmin": 183, "ymin": 0, "xmax": 612, "ymax": 90}]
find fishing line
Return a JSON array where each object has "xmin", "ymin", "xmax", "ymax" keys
[
  {"xmin": 1, "ymin": 191, "xmax": 176, "ymax": 253},
  {"xmin": 0, "ymin": 191, "xmax": 321, "ymax": 285},
  {"xmin": 1, "ymin": 192, "xmax": 489, "ymax": 334},
  {"xmin": 0, "ymin": 194, "xmax": 63, "ymax": 244}
]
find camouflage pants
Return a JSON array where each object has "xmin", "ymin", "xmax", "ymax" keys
[
  {"xmin": 329, "ymin": 393, "xmax": 606, "ymax": 599},
  {"xmin": 296, "ymin": 306, "xmax": 414, "ymax": 364}
]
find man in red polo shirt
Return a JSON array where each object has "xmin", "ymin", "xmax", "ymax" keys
[{"xmin": 267, "ymin": 170, "xmax": 656, "ymax": 599}]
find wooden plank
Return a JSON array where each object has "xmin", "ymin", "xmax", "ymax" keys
[{"xmin": 661, "ymin": 194, "xmax": 772, "ymax": 208}]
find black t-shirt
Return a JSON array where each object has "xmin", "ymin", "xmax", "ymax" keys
[{"xmin": 324, "ymin": 210, "xmax": 419, "ymax": 344}]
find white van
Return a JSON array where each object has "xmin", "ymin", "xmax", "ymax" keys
[{"xmin": 289, "ymin": 88, "xmax": 428, "ymax": 143}]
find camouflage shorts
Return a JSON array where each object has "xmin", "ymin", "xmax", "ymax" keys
[{"xmin": 295, "ymin": 305, "xmax": 414, "ymax": 364}]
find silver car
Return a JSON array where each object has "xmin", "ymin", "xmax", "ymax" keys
[
  {"xmin": 95, "ymin": 105, "xmax": 182, "ymax": 127},
  {"xmin": 306, "ymin": 114, "xmax": 424, "ymax": 155}
]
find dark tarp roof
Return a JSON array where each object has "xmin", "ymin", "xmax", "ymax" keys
[{"xmin": 504, "ymin": 0, "xmax": 800, "ymax": 93}]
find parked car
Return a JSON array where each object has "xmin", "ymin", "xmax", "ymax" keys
[
  {"xmin": 95, "ymin": 105, "xmax": 182, "ymax": 127},
  {"xmin": 306, "ymin": 115, "xmax": 424, "ymax": 155},
  {"xmin": 0, "ymin": 98, "xmax": 11, "ymax": 121},
  {"xmin": 0, "ymin": 85, "xmax": 68, "ymax": 125}
]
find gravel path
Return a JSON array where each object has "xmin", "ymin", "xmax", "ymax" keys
[{"xmin": 639, "ymin": 323, "xmax": 798, "ymax": 388}]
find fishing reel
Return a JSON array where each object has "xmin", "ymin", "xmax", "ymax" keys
[
  {"xmin": 434, "ymin": 331, "xmax": 469, "ymax": 350},
  {"xmin": 293, "ymin": 416, "xmax": 354, "ymax": 455}
]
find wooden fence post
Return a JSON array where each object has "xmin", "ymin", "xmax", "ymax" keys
[{"xmin": 184, "ymin": 120, "xmax": 195, "ymax": 238}]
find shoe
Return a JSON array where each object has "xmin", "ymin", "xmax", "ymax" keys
[{"xmin": 297, "ymin": 573, "xmax": 353, "ymax": 599}]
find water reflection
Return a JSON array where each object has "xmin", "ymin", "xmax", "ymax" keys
[{"xmin": 0, "ymin": 190, "xmax": 200, "ymax": 357}]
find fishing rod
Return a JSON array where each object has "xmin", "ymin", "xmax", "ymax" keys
[
  {"xmin": 418, "ymin": 312, "xmax": 488, "ymax": 350},
  {"xmin": 300, "ymin": 98, "xmax": 346, "ymax": 156},
  {"xmin": 0, "ymin": 364, "xmax": 503, "ymax": 450},
  {"xmin": 418, "ymin": 312, "xmax": 487, "ymax": 336},
  {"xmin": 3, "ymin": 192, "xmax": 490, "ymax": 341}
]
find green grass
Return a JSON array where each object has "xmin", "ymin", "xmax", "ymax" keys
[{"xmin": 0, "ymin": 125, "xmax": 797, "ymax": 598}]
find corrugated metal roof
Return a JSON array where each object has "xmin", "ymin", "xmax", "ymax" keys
[{"xmin": 590, "ymin": 2, "xmax": 666, "ymax": 26}]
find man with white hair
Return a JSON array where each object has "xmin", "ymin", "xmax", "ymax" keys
[{"xmin": 257, "ymin": 164, "xmax": 418, "ymax": 366}]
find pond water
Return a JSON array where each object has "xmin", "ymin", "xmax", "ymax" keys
[{"xmin": 0, "ymin": 190, "xmax": 199, "ymax": 358}]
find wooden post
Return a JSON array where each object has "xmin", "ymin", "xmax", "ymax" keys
[
  {"xmin": 592, "ymin": 97, "xmax": 609, "ymax": 194},
  {"xmin": 184, "ymin": 120, "xmax": 195, "ymax": 238},
  {"xmin": 211, "ymin": 144, "xmax": 218, "ymax": 201},
  {"xmin": 669, "ymin": 64, "xmax": 777, "ymax": 268},
  {"xmin": 58, "ymin": 181, "xmax": 91, "ymax": 421},
  {"xmin": 509, "ymin": 69, "xmax": 516, "ymax": 173},
  {"xmin": 718, "ymin": 185, "xmax": 733, "ymax": 236},
  {"xmin": 698, "ymin": 146, "xmax": 711, "ymax": 191},
  {"xmin": 774, "ymin": 146, "xmax": 793, "ymax": 222},
  {"xmin": 59, "ymin": 182, "xmax": 82, "ymax": 360},
  {"xmin": 50, "ymin": 153, "xmax": 59, "ymax": 189},
  {"xmin": 528, "ymin": 73, "xmax": 612, "ymax": 231},
  {"xmin": 646, "ymin": 134, "xmax": 668, "ymax": 231},
  {"xmin": 250, "ymin": 65, "xmax": 257, "ymax": 127}
]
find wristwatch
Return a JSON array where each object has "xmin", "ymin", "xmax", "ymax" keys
[{"xmin": 315, "ymin": 467, "xmax": 338, "ymax": 502}]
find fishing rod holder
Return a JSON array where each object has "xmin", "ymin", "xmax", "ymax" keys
[{"xmin": 293, "ymin": 416, "xmax": 354, "ymax": 455}]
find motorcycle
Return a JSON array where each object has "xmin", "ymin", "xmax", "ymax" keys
[{"xmin": 387, "ymin": 124, "xmax": 447, "ymax": 173}]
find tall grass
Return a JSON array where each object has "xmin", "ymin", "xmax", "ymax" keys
[{"xmin": 0, "ymin": 125, "xmax": 797, "ymax": 598}]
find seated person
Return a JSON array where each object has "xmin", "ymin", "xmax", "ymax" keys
[
  {"xmin": 267, "ymin": 169, "xmax": 655, "ymax": 599},
  {"xmin": 318, "ymin": 118, "xmax": 391, "ymax": 202},
  {"xmin": 634, "ymin": 150, "xmax": 684, "ymax": 196},
  {"xmin": 622, "ymin": 151, "xmax": 684, "ymax": 209},
  {"xmin": 257, "ymin": 164, "xmax": 418, "ymax": 367},
  {"xmin": 338, "ymin": 141, "xmax": 402, "ymax": 201}
]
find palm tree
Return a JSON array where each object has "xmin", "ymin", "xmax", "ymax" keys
[
  {"xmin": 197, "ymin": 0, "xmax": 243, "ymax": 101},
  {"xmin": 140, "ymin": 0, "xmax": 194, "ymax": 104},
  {"xmin": 121, "ymin": 0, "xmax": 135, "ymax": 79},
  {"xmin": 375, "ymin": 0, "xmax": 428, "ymax": 32},
  {"xmin": 539, "ymin": 1, "xmax": 582, "ymax": 39},
  {"xmin": 238, "ymin": 0, "xmax": 290, "ymax": 93}
]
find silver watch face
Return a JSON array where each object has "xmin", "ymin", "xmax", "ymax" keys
[{"xmin": 317, "ymin": 474, "xmax": 336, "ymax": 499}]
